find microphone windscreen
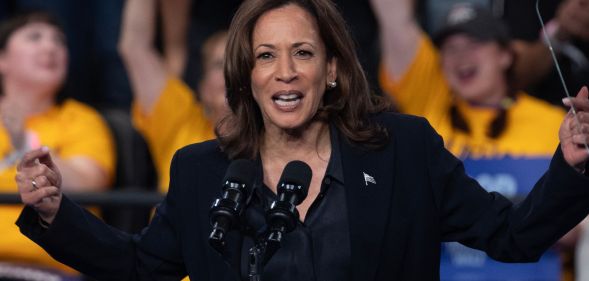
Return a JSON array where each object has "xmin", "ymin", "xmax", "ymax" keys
[
  {"xmin": 223, "ymin": 159, "xmax": 256, "ymax": 187},
  {"xmin": 279, "ymin": 160, "xmax": 312, "ymax": 199}
]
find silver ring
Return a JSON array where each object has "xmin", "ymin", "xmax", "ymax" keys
[{"xmin": 31, "ymin": 179, "xmax": 38, "ymax": 190}]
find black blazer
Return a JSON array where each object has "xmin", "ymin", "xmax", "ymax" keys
[{"xmin": 17, "ymin": 113, "xmax": 589, "ymax": 281}]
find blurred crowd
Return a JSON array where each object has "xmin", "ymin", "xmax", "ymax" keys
[{"xmin": 0, "ymin": 0, "xmax": 588, "ymax": 280}]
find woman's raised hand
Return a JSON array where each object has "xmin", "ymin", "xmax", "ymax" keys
[
  {"xmin": 560, "ymin": 86, "xmax": 589, "ymax": 172},
  {"xmin": 16, "ymin": 146, "xmax": 62, "ymax": 224}
]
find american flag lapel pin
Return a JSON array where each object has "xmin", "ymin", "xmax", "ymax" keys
[{"xmin": 363, "ymin": 172, "xmax": 376, "ymax": 186}]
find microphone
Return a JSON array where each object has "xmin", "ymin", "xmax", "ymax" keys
[
  {"xmin": 266, "ymin": 160, "xmax": 312, "ymax": 244},
  {"xmin": 247, "ymin": 160, "xmax": 312, "ymax": 277},
  {"xmin": 209, "ymin": 159, "xmax": 256, "ymax": 252}
]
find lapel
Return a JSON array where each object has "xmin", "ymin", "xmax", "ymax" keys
[{"xmin": 340, "ymin": 131, "xmax": 396, "ymax": 281}]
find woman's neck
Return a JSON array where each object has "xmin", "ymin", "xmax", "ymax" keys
[
  {"xmin": 1, "ymin": 83, "xmax": 55, "ymax": 116},
  {"xmin": 259, "ymin": 120, "xmax": 332, "ymax": 207},
  {"xmin": 462, "ymin": 83, "xmax": 510, "ymax": 109},
  {"xmin": 261, "ymin": 121, "xmax": 331, "ymax": 164}
]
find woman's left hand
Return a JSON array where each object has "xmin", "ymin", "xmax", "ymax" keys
[{"xmin": 560, "ymin": 86, "xmax": 589, "ymax": 172}]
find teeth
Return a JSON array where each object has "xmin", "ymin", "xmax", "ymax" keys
[
  {"xmin": 275, "ymin": 94, "xmax": 299, "ymax": 101},
  {"xmin": 275, "ymin": 99, "xmax": 300, "ymax": 107},
  {"xmin": 272, "ymin": 91, "xmax": 302, "ymax": 109}
]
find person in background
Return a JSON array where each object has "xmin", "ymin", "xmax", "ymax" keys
[
  {"xmin": 0, "ymin": 0, "xmax": 133, "ymax": 108},
  {"xmin": 372, "ymin": 0, "xmax": 566, "ymax": 159},
  {"xmin": 0, "ymin": 10, "xmax": 114, "ymax": 275},
  {"xmin": 119, "ymin": 0, "xmax": 230, "ymax": 190}
]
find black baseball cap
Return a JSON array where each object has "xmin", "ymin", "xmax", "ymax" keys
[{"xmin": 433, "ymin": 3, "xmax": 510, "ymax": 48}]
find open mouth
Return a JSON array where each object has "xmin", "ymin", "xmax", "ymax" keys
[
  {"xmin": 272, "ymin": 90, "xmax": 303, "ymax": 110},
  {"xmin": 456, "ymin": 65, "xmax": 478, "ymax": 83},
  {"xmin": 37, "ymin": 58, "xmax": 62, "ymax": 71}
]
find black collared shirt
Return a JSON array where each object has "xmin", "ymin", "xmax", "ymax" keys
[{"xmin": 239, "ymin": 126, "xmax": 351, "ymax": 281}]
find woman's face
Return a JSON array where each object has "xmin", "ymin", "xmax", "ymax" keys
[
  {"xmin": 440, "ymin": 34, "xmax": 512, "ymax": 105},
  {"xmin": 0, "ymin": 22, "xmax": 68, "ymax": 94},
  {"xmin": 250, "ymin": 4, "xmax": 337, "ymax": 132}
]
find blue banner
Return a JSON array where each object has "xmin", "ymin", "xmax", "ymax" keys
[
  {"xmin": 462, "ymin": 156, "xmax": 551, "ymax": 199},
  {"xmin": 440, "ymin": 156, "xmax": 560, "ymax": 281}
]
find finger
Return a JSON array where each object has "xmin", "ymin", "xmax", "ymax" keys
[
  {"xmin": 14, "ymin": 172, "xmax": 39, "ymax": 193},
  {"xmin": 572, "ymin": 134, "xmax": 589, "ymax": 145},
  {"xmin": 577, "ymin": 86, "xmax": 588, "ymax": 99},
  {"xmin": 33, "ymin": 188, "xmax": 60, "ymax": 209},
  {"xmin": 20, "ymin": 186, "xmax": 59, "ymax": 206},
  {"xmin": 15, "ymin": 172, "xmax": 29, "ymax": 188},
  {"xmin": 570, "ymin": 112, "xmax": 589, "ymax": 124},
  {"xmin": 37, "ymin": 147, "xmax": 58, "ymax": 172},
  {"xmin": 574, "ymin": 123, "xmax": 589, "ymax": 134},
  {"xmin": 563, "ymin": 86, "xmax": 589, "ymax": 111},
  {"xmin": 33, "ymin": 175, "xmax": 51, "ymax": 189},
  {"xmin": 18, "ymin": 164, "xmax": 60, "ymax": 187},
  {"xmin": 31, "ymin": 164, "xmax": 60, "ymax": 186},
  {"xmin": 17, "ymin": 146, "xmax": 50, "ymax": 171}
]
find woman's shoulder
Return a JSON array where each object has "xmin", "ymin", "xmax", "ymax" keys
[
  {"xmin": 514, "ymin": 93, "xmax": 566, "ymax": 119},
  {"xmin": 55, "ymin": 99, "xmax": 113, "ymax": 131},
  {"xmin": 370, "ymin": 111, "xmax": 441, "ymax": 148},
  {"xmin": 58, "ymin": 99, "xmax": 103, "ymax": 118},
  {"xmin": 173, "ymin": 139, "xmax": 229, "ymax": 168},
  {"xmin": 372, "ymin": 111, "xmax": 432, "ymax": 132}
]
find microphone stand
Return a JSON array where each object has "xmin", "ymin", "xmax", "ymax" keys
[
  {"xmin": 247, "ymin": 227, "xmax": 284, "ymax": 281},
  {"xmin": 248, "ymin": 242, "xmax": 264, "ymax": 281}
]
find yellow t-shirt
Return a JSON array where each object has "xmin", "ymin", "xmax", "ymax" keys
[
  {"xmin": 0, "ymin": 99, "xmax": 115, "ymax": 272},
  {"xmin": 379, "ymin": 34, "xmax": 565, "ymax": 158},
  {"xmin": 132, "ymin": 77, "xmax": 215, "ymax": 191}
]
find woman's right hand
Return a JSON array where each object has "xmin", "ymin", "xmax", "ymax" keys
[{"xmin": 16, "ymin": 146, "xmax": 62, "ymax": 225}]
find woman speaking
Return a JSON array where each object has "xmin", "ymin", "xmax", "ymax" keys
[{"xmin": 14, "ymin": 0, "xmax": 589, "ymax": 280}]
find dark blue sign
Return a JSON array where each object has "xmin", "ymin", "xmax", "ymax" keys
[
  {"xmin": 440, "ymin": 156, "xmax": 560, "ymax": 281},
  {"xmin": 462, "ymin": 156, "xmax": 551, "ymax": 199}
]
